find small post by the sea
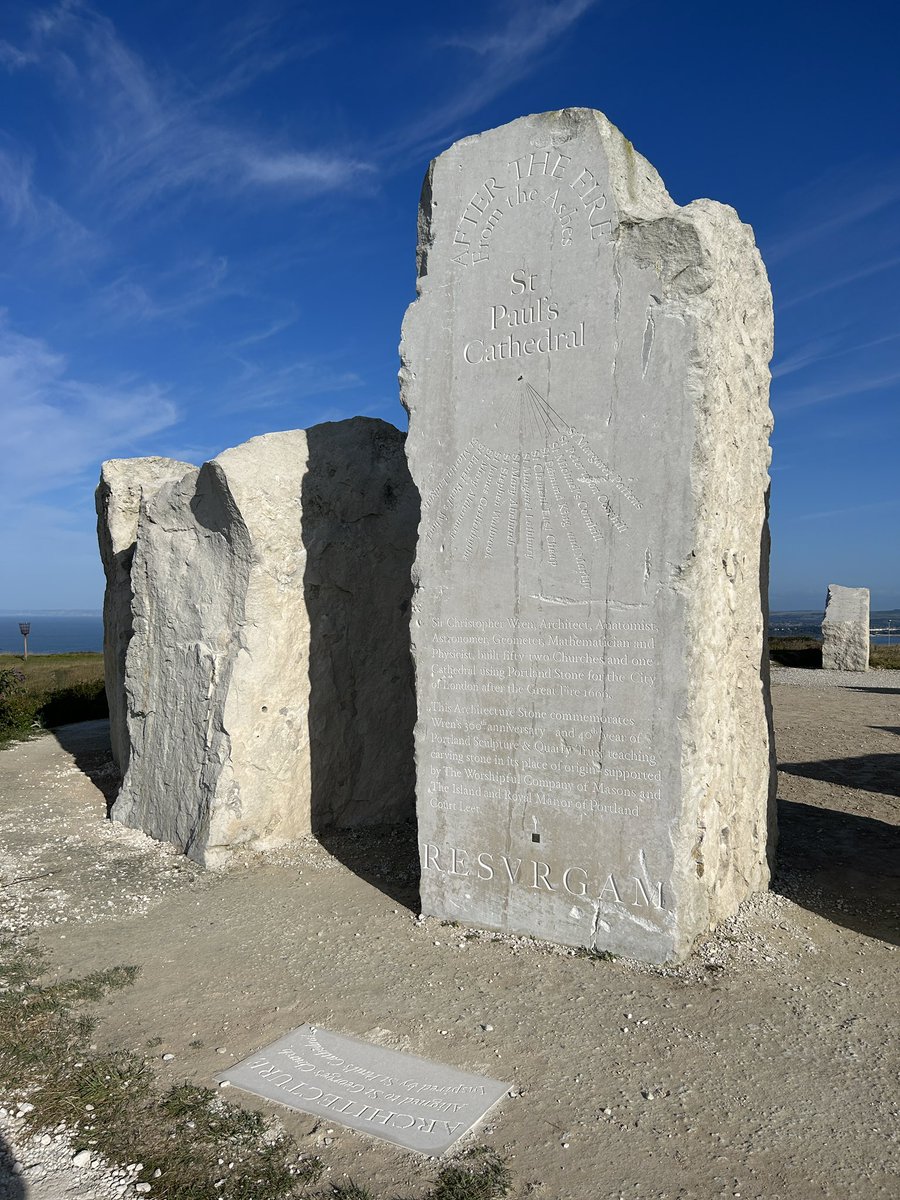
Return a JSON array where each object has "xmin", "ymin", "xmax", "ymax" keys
[{"xmin": 18, "ymin": 622, "xmax": 30, "ymax": 661}]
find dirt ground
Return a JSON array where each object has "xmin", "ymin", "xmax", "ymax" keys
[{"xmin": 1, "ymin": 673, "xmax": 898, "ymax": 1200}]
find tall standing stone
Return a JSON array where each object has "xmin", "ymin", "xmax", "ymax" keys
[
  {"xmin": 111, "ymin": 419, "xmax": 417, "ymax": 865},
  {"xmin": 401, "ymin": 109, "xmax": 776, "ymax": 963},
  {"xmin": 822, "ymin": 584, "xmax": 870, "ymax": 671},
  {"xmin": 96, "ymin": 457, "xmax": 194, "ymax": 773}
]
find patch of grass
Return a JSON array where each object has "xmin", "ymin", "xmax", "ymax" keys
[
  {"xmin": 768, "ymin": 637, "xmax": 822, "ymax": 669},
  {"xmin": 425, "ymin": 1147, "xmax": 512, "ymax": 1200},
  {"xmin": 1, "ymin": 937, "xmax": 514, "ymax": 1199},
  {"xmin": 0, "ymin": 653, "xmax": 107, "ymax": 745},
  {"xmin": 870, "ymin": 643, "xmax": 900, "ymax": 669},
  {"xmin": 320, "ymin": 1184, "xmax": 375, "ymax": 1200},
  {"xmin": 574, "ymin": 946, "xmax": 616, "ymax": 962},
  {"xmin": 768, "ymin": 637, "xmax": 899, "ymax": 670},
  {"xmin": 0, "ymin": 936, "xmax": 319, "ymax": 1200}
]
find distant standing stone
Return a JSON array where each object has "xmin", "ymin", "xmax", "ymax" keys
[
  {"xmin": 822, "ymin": 584, "xmax": 870, "ymax": 671},
  {"xmin": 401, "ymin": 108, "xmax": 776, "ymax": 963}
]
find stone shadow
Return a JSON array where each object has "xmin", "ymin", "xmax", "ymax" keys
[
  {"xmin": 848, "ymin": 686, "xmax": 900, "ymax": 695},
  {"xmin": 779, "ymin": 754, "xmax": 900, "ymax": 799},
  {"xmin": 50, "ymin": 719, "xmax": 120, "ymax": 816},
  {"xmin": 774, "ymin": 796, "xmax": 900, "ymax": 945},
  {"xmin": 0, "ymin": 1130, "xmax": 26, "ymax": 1198},
  {"xmin": 300, "ymin": 419, "xmax": 421, "ymax": 910}
]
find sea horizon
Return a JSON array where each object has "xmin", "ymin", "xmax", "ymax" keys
[{"xmin": 2, "ymin": 609, "xmax": 899, "ymax": 655}]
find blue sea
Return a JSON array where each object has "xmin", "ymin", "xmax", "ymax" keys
[
  {"xmin": 1, "ymin": 610, "xmax": 898, "ymax": 654},
  {"xmin": 0, "ymin": 614, "xmax": 104, "ymax": 654},
  {"xmin": 769, "ymin": 610, "xmax": 900, "ymax": 645}
]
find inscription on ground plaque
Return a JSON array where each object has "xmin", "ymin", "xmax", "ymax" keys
[
  {"xmin": 219, "ymin": 1025, "xmax": 509, "ymax": 1155},
  {"xmin": 401, "ymin": 109, "xmax": 776, "ymax": 963}
]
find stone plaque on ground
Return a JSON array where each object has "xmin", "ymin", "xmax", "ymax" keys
[
  {"xmin": 822, "ymin": 584, "xmax": 870, "ymax": 671},
  {"xmin": 401, "ymin": 108, "xmax": 776, "ymax": 963},
  {"xmin": 218, "ymin": 1025, "xmax": 509, "ymax": 1155}
]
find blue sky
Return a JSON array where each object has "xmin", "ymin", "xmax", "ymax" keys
[{"xmin": 1, "ymin": 0, "xmax": 898, "ymax": 612}]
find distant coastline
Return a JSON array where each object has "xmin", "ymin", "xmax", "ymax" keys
[
  {"xmin": 0, "ymin": 614, "xmax": 104, "ymax": 654},
  {"xmin": 2, "ymin": 609, "xmax": 898, "ymax": 656}
]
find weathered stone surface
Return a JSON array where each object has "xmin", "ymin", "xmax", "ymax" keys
[
  {"xmin": 111, "ymin": 418, "xmax": 417, "ymax": 865},
  {"xmin": 96, "ymin": 457, "xmax": 194, "ymax": 772},
  {"xmin": 401, "ymin": 109, "xmax": 776, "ymax": 963},
  {"xmin": 822, "ymin": 584, "xmax": 870, "ymax": 671}
]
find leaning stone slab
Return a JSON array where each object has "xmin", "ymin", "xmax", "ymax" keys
[
  {"xmin": 96, "ymin": 457, "xmax": 194, "ymax": 773},
  {"xmin": 219, "ymin": 1024, "xmax": 509, "ymax": 1155},
  {"xmin": 111, "ymin": 418, "xmax": 417, "ymax": 865},
  {"xmin": 822, "ymin": 584, "xmax": 870, "ymax": 671},
  {"xmin": 401, "ymin": 108, "xmax": 776, "ymax": 964}
]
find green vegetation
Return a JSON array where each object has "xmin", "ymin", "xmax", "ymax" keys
[
  {"xmin": 768, "ymin": 637, "xmax": 900, "ymax": 670},
  {"xmin": 0, "ymin": 652, "xmax": 107, "ymax": 745},
  {"xmin": 0, "ymin": 935, "xmax": 321, "ymax": 1199},
  {"xmin": 423, "ymin": 1147, "xmax": 512, "ymax": 1200},
  {"xmin": 574, "ymin": 946, "xmax": 616, "ymax": 962},
  {"xmin": 870, "ymin": 643, "xmax": 900, "ymax": 669},
  {"xmin": 0, "ymin": 935, "xmax": 512, "ymax": 1200}
]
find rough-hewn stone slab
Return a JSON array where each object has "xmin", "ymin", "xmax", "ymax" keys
[
  {"xmin": 96, "ymin": 458, "xmax": 194, "ymax": 772},
  {"xmin": 219, "ymin": 1024, "xmax": 509, "ymax": 1155},
  {"xmin": 822, "ymin": 584, "xmax": 870, "ymax": 671},
  {"xmin": 110, "ymin": 418, "xmax": 417, "ymax": 864},
  {"xmin": 401, "ymin": 109, "xmax": 776, "ymax": 963}
]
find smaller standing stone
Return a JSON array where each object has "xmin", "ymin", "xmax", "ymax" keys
[{"xmin": 822, "ymin": 584, "xmax": 870, "ymax": 671}]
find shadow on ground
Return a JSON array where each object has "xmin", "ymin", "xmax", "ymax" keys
[
  {"xmin": 0, "ymin": 1130, "xmax": 26, "ymax": 1198},
  {"xmin": 774, "ymin": 795, "xmax": 900, "ymax": 945},
  {"xmin": 51, "ymin": 718, "xmax": 121, "ymax": 816},
  {"xmin": 779, "ymin": 754, "xmax": 900, "ymax": 799},
  {"xmin": 768, "ymin": 637, "xmax": 822, "ymax": 669}
]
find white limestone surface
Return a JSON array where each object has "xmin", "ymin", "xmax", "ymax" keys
[
  {"xmin": 822, "ymin": 584, "xmax": 870, "ymax": 671},
  {"xmin": 111, "ymin": 419, "xmax": 416, "ymax": 865},
  {"xmin": 96, "ymin": 457, "xmax": 194, "ymax": 773},
  {"xmin": 401, "ymin": 108, "xmax": 776, "ymax": 963}
]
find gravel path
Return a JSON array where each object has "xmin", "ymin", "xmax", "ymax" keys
[
  {"xmin": 1, "ymin": 689, "xmax": 898, "ymax": 1200},
  {"xmin": 770, "ymin": 665, "xmax": 899, "ymax": 689}
]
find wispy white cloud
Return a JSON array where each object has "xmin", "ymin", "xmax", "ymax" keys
[
  {"xmin": 1, "ymin": 2, "xmax": 371, "ymax": 218},
  {"xmin": 93, "ymin": 256, "xmax": 234, "ymax": 325},
  {"xmin": 223, "ymin": 351, "xmax": 365, "ymax": 412},
  {"xmin": 792, "ymin": 498, "xmax": 900, "ymax": 522},
  {"xmin": 0, "ymin": 317, "xmax": 180, "ymax": 500},
  {"xmin": 233, "ymin": 312, "xmax": 300, "ymax": 348},
  {"xmin": 772, "ymin": 330, "xmax": 900, "ymax": 379},
  {"xmin": 775, "ymin": 366, "xmax": 900, "ymax": 413},
  {"xmin": 0, "ymin": 141, "xmax": 100, "ymax": 261},
  {"xmin": 777, "ymin": 252, "xmax": 900, "ymax": 312},
  {"xmin": 764, "ymin": 174, "xmax": 900, "ymax": 265},
  {"xmin": 381, "ymin": 0, "xmax": 598, "ymax": 162}
]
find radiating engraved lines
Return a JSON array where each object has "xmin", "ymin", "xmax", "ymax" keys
[
  {"xmin": 464, "ymin": 460, "xmax": 496, "ymax": 560},
  {"xmin": 423, "ymin": 384, "xmax": 642, "ymax": 588},
  {"xmin": 571, "ymin": 433, "xmax": 642, "ymax": 512},
  {"xmin": 483, "ymin": 464, "xmax": 507, "ymax": 558},
  {"xmin": 543, "ymin": 457, "xmax": 591, "ymax": 590}
]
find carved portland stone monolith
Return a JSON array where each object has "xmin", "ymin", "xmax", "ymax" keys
[
  {"xmin": 96, "ymin": 457, "xmax": 195, "ymax": 773},
  {"xmin": 400, "ymin": 109, "xmax": 776, "ymax": 963},
  {"xmin": 822, "ymin": 584, "xmax": 870, "ymax": 671},
  {"xmin": 109, "ymin": 419, "xmax": 417, "ymax": 865}
]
